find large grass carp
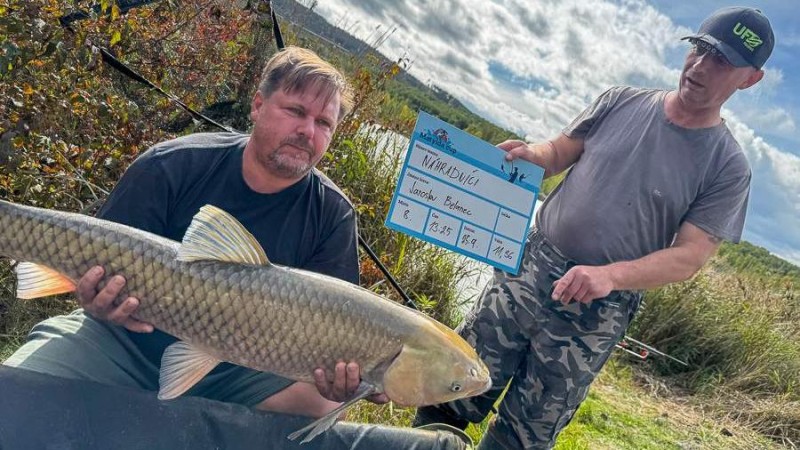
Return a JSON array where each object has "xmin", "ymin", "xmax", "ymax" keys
[{"xmin": 0, "ymin": 200, "xmax": 491, "ymax": 441}]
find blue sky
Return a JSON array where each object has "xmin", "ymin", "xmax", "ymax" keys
[{"xmin": 312, "ymin": 0, "xmax": 800, "ymax": 265}]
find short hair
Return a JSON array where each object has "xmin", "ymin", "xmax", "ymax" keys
[{"xmin": 257, "ymin": 46, "xmax": 354, "ymax": 121}]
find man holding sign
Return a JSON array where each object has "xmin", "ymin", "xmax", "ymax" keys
[{"xmin": 414, "ymin": 6, "xmax": 774, "ymax": 449}]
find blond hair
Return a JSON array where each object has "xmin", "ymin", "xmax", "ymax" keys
[{"xmin": 258, "ymin": 46, "xmax": 354, "ymax": 121}]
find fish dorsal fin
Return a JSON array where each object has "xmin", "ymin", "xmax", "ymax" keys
[
  {"xmin": 13, "ymin": 261, "xmax": 77, "ymax": 299},
  {"xmin": 177, "ymin": 205, "xmax": 269, "ymax": 265},
  {"xmin": 158, "ymin": 341, "xmax": 222, "ymax": 400}
]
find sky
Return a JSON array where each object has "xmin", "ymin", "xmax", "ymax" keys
[{"xmin": 310, "ymin": 0, "xmax": 800, "ymax": 265}]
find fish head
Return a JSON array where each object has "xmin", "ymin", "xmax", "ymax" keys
[{"xmin": 382, "ymin": 319, "xmax": 491, "ymax": 406}]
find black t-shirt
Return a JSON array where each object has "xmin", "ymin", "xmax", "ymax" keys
[{"xmin": 97, "ymin": 132, "xmax": 360, "ymax": 365}]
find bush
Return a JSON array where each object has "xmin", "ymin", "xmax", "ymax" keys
[{"xmin": 629, "ymin": 267, "xmax": 800, "ymax": 442}]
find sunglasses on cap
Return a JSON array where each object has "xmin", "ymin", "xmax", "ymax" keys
[{"xmin": 688, "ymin": 38, "xmax": 733, "ymax": 68}]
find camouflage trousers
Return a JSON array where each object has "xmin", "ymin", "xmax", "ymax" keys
[{"xmin": 415, "ymin": 228, "xmax": 642, "ymax": 449}]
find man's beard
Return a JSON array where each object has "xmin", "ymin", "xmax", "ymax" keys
[{"xmin": 261, "ymin": 136, "xmax": 317, "ymax": 179}]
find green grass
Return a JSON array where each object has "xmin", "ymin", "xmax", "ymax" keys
[
  {"xmin": 531, "ymin": 359, "xmax": 781, "ymax": 449},
  {"xmin": 556, "ymin": 392, "xmax": 682, "ymax": 450},
  {"xmin": 340, "ymin": 358, "xmax": 785, "ymax": 449}
]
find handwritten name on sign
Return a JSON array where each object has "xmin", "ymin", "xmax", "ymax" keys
[{"xmin": 385, "ymin": 111, "xmax": 544, "ymax": 274}]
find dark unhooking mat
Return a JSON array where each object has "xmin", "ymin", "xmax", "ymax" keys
[{"xmin": 0, "ymin": 366, "xmax": 464, "ymax": 450}]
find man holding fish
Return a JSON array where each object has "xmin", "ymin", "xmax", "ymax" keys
[{"xmin": 2, "ymin": 46, "xmax": 485, "ymax": 448}]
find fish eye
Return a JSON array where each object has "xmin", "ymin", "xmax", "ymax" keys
[{"xmin": 450, "ymin": 382, "xmax": 462, "ymax": 392}]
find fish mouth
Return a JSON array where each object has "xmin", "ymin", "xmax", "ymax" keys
[
  {"xmin": 460, "ymin": 374, "xmax": 492, "ymax": 398},
  {"xmin": 472, "ymin": 377, "xmax": 492, "ymax": 396}
]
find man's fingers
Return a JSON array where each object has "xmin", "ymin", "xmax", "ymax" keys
[
  {"xmin": 574, "ymin": 285, "xmax": 592, "ymax": 304},
  {"xmin": 312, "ymin": 361, "xmax": 363, "ymax": 402},
  {"xmin": 496, "ymin": 139, "xmax": 524, "ymax": 151},
  {"xmin": 551, "ymin": 272, "xmax": 571, "ymax": 301},
  {"xmin": 123, "ymin": 317, "xmax": 155, "ymax": 333},
  {"xmin": 345, "ymin": 362, "xmax": 359, "ymax": 395},
  {"xmin": 313, "ymin": 368, "xmax": 329, "ymax": 397},
  {"xmin": 105, "ymin": 297, "xmax": 138, "ymax": 324},
  {"xmin": 315, "ymin": 362, "xmax": 362, "ymax": 402},
  {"xmin": 497, "ymin": 140, "xmax": 528, "ymax": 161},
  {"xmin": 76, "ymin": 266, "xmax": 104, "ymax": 307},
  {"xmin": 562, "ymin": 279, "xmax": 583, "ymax": 304},
  {"xmin": 551, "ymin": 280, "xmax": 563, "ymax": 301},
  {"xmin": 78, "ymin": 268, "xmax": 152, "ymax": 331},
  {"xmin": 553, "ymin": 275, "xmax": 581, "ymax": 304},
  {"xmin": 332, "ymin": 361, "xmax": 347, "ymax": 399},
  {"xmin": 92, "ymin": 275, "xmax": 127, "ymax": 312},
  {"xmin": 367, "ymin": 393, "xmax": 390, "ymax": 404},
  {"xmin": 112, "ymin": 298, "xmax": 153, "ymax": 333}
]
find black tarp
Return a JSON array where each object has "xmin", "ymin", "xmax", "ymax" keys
[{"xmin": 0, "ymin": 366, "xmax": 465, "ymax": 450}]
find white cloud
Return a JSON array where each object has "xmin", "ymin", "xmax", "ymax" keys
[
  {"xmin": 726, "ymin": 117, "xmax": 800, "ymax": 206},
  {"xmin": 314, "ymin": 0, "xmax": 800, "ymax": 264},
  {"xmin": 705, "ymin": 114, "xmax": 800, "ymax": 263},
  {"xmin": 742, "ymin": 107, "xmax": 796, "ymax": 134}
]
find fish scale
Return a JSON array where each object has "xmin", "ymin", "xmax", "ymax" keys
[{"xmin": 1, "ymin": 199, "xmax": 491, "ymax": 440}]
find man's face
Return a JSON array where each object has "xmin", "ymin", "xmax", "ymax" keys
[
  {"xmin": 249, "ymin": 86, "xmax": 340, "ymax": 180},
  {"xmin": 677, "ymin": 41, "xmax": 761, "ymax": 111}
]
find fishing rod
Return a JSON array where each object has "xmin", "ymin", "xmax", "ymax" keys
[{"xmin": 616, "ymin": 336, "xmax": 689, "ymax": 366}]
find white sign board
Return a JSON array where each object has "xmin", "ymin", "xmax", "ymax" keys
[{"xmin": 385, "ymin": 111, "xmax": 544, "ymax": 274}]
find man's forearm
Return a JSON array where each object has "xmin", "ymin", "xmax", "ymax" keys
[
  {"xmin": 545, "ymin": 134, "xmax": 584, "ymax": 178},
  {"xmin": 605, "ymin": 245, "xmax": 710, "ymax": 292}
]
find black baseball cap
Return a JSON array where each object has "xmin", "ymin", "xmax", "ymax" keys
[{"xmin": 682, "ymin": 6, "xmax": 775, "ymax": 69}]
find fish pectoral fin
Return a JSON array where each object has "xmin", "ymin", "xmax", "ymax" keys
[
  {"xmin": 13, "ymin": 261, "xmax": 77, "ymax": 299},
  {"xmin": 158, "ymin": 341, "xmax": 221, "ymax": 400},
  {"xmin": 176, "ymin": 204, "xmax": 270, "ymax": 266},
  {"xmin": 287, "ymin": 382, "xmax": 381, "ymax": 444}
]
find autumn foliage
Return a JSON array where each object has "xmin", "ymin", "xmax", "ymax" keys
[{"xmin": 1, "ymin": 0, "xmax": 257, "ymax": 211}]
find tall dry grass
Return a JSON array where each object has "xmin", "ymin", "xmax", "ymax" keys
[{"xmin": 630, "ymin": 265, "xmax": 800, "ymax": 444}]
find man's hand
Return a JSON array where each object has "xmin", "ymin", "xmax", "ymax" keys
[
  {"xmin": 313, "ymin": 361, "xmax": 389, "ymax": 404},
  {"xmin": 551, "ymin": 265, "xmax": 614, "ymax": 304},
  {"xmin": 497, "ymin": 140, "xmax": 537, "ymax": 163},
  {"xmin": 77, "ymin": 266, "xmax": 154, "ymax": 333},
  {"xmin": 498, "ymin": 135, "xmax": 584, "ymax": 178}
]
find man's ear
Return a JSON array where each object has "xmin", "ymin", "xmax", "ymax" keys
[
  {"xmin": 251, "ymin": 90, "xmax": 264, "ymax": 120},
  {"xmin": 739, "ymin": 69, "xmax": 764, "ymax": 90}
]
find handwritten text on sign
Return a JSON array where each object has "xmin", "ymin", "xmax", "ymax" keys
[{"xmin": 385, "ymin": 111, "xmax": 544, "ymax": 274}]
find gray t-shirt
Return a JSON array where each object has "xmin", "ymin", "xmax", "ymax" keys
[{"xmin": 537, "ymin": 86, "xmax": 751, "ymax": 266}]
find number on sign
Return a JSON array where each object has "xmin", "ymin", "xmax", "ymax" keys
[
  {"xmin": 493, "ymin": 245, "xmax": 514, "ymax": 260},
  {"xmin": 429, "ymin": 221, "xmax": 452, "ymax": 237},
  {"xmin": 461, "ymin": 234, "xmax": 477, "ymax": 249}
]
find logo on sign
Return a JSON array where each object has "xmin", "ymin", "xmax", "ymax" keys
[{"xmin": 419, "ymin": 128, "xmax": 457, "ymax": 154}]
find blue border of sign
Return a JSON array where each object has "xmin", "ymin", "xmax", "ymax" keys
[{"xmin": 385, "ymin": 111, "xmax": 544, "ymax": 274}]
